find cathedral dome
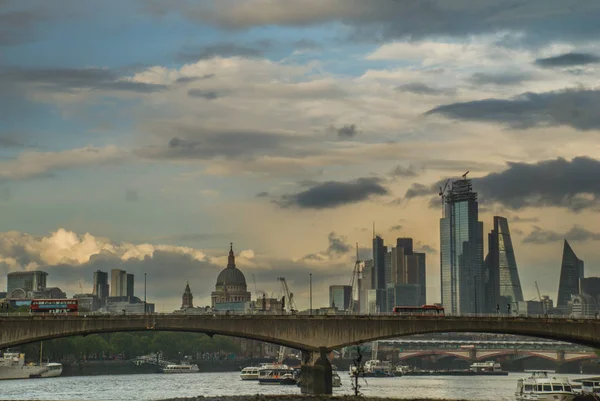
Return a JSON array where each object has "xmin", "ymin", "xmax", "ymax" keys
[{"xmin": 215, "ymin": 244, "xmax": 247, "ymax": 287}]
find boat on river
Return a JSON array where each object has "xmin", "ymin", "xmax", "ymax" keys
[
  {"xmin": 162, "ymin": 364, "xmax": 200, "ymax": 373},
  {"xmin": 515, "ymin": 371, "xmax": 575, "ymax": 401},
  {"xmin": 0, "ymin": 352, "xmax": 63, "ymax": 380}
]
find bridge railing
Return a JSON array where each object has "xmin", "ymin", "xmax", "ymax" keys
[{"xmin": 1, "ymin": 311, "xmax": 600, "ymax": 320}]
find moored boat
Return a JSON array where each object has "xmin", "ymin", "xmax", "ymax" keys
[
  {"xmin": 470, "ymin": 361, "xmax": 509, "ymax": 376},
  {"xmin": 162, "ymin": 364, "xmax": 200, "ymax": 373},
  {"xmin": 240, "ymin": 366, "xmax": 261, "ymax": 380},
  {"xmin": 0, "ymin": 352, "xmax": 62, "ymax": 381},
  {"xmin": 515, "ymin": 371, "xmax": 575, "ymax": 401}
]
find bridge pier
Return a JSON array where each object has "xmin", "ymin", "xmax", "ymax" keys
[{"xmin": 299, "ymin": 348, "xmax": 332, "ymax": 395}]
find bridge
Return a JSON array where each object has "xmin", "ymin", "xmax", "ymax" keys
[
  {"xmin": 2, "ymin": 314, "xmax": 600, "ymax": 394},
  {"xmin": 377, "ymin": 339, "xmax": 597, "ymax": 362}
]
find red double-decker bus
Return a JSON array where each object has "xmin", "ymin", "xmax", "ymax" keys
[
  {"xmin": 392, "ymin": 304, "xmax": 444, "ymax": 316},
  {"xmin": 29, "ymin": 299, "xmax": 78, "ymax": 313}
]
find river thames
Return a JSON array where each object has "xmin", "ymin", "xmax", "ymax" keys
[{"xmin": 0, "ymin": 372, "xmax": 592, "ymax": 401}]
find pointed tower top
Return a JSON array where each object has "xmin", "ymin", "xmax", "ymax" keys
[{"xmin": 227, "ymin": 243, "xmax": 236, "ymax": 268}]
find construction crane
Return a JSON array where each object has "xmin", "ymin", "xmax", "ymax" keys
[
  {"xmin": 348, "ymin": 243, "xmax": 361, "ymax": 313},
  {"xmin": 438, "ymin": 179, "xmax": 450, "ymax": 214},
  {"xmin": 277, "ymin": 277, "xmax": 297, "ymax": 313},
  {"xmin": 535, "ymin": 281, "xmax": 546, "ymax": 314},
  {"xmin": 462, "ymin": 170, "xmax": 469, "ymax": 179},
  {"xmin": 252, "ymin": 274, "xmax": 258, "ymax": 299}
]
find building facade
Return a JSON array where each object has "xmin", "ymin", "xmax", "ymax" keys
[
  {"xmin": 7, "ymin": 271, "xmax": 48, "ymax": 296},
  {"xmin": 372, "ymin": 235, "xmax": 386, "ymax": 291},
  {"xmin": 211, "ymin": 244, "xmax": 251, "ymax": 308},
  {"xmin": 110, "ymin": 269, "xmax": 127, "ymax": 297},
  {"xmin": 484, "ymin": 216, "xmax": 523, "ymax": 313},
  {"xmin": 93, "ymin": 270, "xmax": 109, "ymax": 304},
  {"xmin": 329, "ymin": 285, "xmax": 352, "ymax": 311},
  {"xmin": 557, "ymin": 240, "xmax": 584, "ymax": 311},
  {"xmin": 440, "ymin": 178, "xmax": 484, "ymax": 315}
]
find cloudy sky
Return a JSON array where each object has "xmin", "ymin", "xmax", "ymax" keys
[{"xmin": 1, "ymin": 0, "xmax": 600, "ymax": 311}]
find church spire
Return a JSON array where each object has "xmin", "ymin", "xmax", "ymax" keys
[{"xmin": 227, "ymin": 242, "xmax": 236, "ymax": 268}]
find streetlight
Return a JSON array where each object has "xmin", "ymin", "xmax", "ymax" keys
[
  {"xmin": 473, "ymin": 275, "xmax": 478, "ymax": 315},
  {"xmin": 144, "ymin": 273, "xmax": 147, "ymax": 314},
  {"xmin": 309, "ymin": 273, "xmax": 312, "ymax": 316}
]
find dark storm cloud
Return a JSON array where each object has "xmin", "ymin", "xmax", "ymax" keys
[
  {"xmin": 255, "ymin": 192, "xmax": 269, "ymax": 198},
  {"xmin": 404, "ymin": 156, "xmax": 600, "ymax": 212},
  {"xmin": 416, "ymin": 243, "xmax": 437, "ymax": 255},
  {"xmin": 390, "ymin": 165, "xmax": 419, "ymax": 178},
  {"xmin": 509, "ymin": 215, "xmax": 540, "ymax": 223},
  {"xmin": 0, "ymin": 6, "xmax": 46, "ymax": 46},
  {"xmin": 275, "ymin": 177, "xmax": 389, "ymax": 209},
  {"xmin": 145, "ymin": 130, "xmax": 305, "ymax": 161},
  {"xmin": 523, "ymin": 225, "xmax": 600, "ymax": 244},
  {"xmin": 390, "ymin": 224, "xmax": 403, "ymax": 232},
  {"xmin": 149, "ymin": 1, "xmax": 600, "ymax": 45},
  {"xmin": 175, "ymin": 74, "xmax": 215, "ymax": 84},
  {"xmin": 535, "ymin": 52, "xmax": 600, "ymax": 67},
  {"xmin": 328, "ymin": 124, "xmax": 358, "ymax": 139},
  {"xmin": 0, "ymin": 67, "xmax": 167, "ymax": 93},
  {"xmin": 187, "ymin": 89, "xmax": 218, "ymax": 100},
  {"xmin": 327, "ymin": 232, "xmax": 351, "ymax": 255},
  {"xmin": 177, "ymin": 42, "xmax": 266, "ymax": 62},
  {"xmin": 396, "ymin": 82, "xmax": 453, "ymax": 96},
  {"xmin": 469, "ymin": 72, "xmax": 533, "ymax": 86},
  {"xmin": 426, "ymin": 89, "xmax": 600, "ymax": 131}
]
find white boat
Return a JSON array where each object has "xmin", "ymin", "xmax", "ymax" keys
[
  {"xmin": 363, "ymin": 360, "xmax": 394, "ymax": 377},
  {"xmin": 515, "ymin": 371, "xmax": 575, "ymax": 401},
  {"xmin": 240, "ymin": 366, "xmax": 261, "ymax": 380},
  {"xmin": 258, "ymin": 365, "xmax": 292, "ymax": 385},
  {"xmin": 162, "ymin": 364, "xmax": 200, "ymax": 373},
  {"xmin": 470, "ymin": 361, "xmax": 508, "ymax": 376},
  {"xmin": 0, "ymin": 352, "xmax": 45, "ymax": 380},
  {"xmin": 40, "ymin": 363, "xmax": 63, "ymax": 378},
  {"xmin": 581, "ymin": 378, "xmax": 600, "ymax": 394}
]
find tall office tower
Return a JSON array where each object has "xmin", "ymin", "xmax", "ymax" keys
[
  {"xmin": 329, "ymin": 285, "xmax": 353, "ymax": 310},
  {"xmin": 415, "ymin": 252, "xmax": 426, "ymax": 305},
  {"xmin": 126, "ymin": 274, "xmax": 135, "ymax": 298},
  {"xmin": 580, "ymin": 277, "xmax": 600, "ymax": 304},
  {"xmin": 359, "ymin": 260, "xmax": 373, "ymax": 313},
  {"xmin": 372, "ymin": 235, "xmax": 386, "ymax": 290},
  {"xmin": 110, "ymin": 269, "xmax": 127, "ymax": 297},
  {"xmin": 92, "ymin": 270, "xmax": 109, "ymax": 303},
  {"xmin": 440, "ymin": 177, "xmax": 484, "ymax": 315},
  {"xmin": 557, "ymin": 240, "xmax": 584, "ymax": 310},
  {"xmin": 384, "ymin": 250, "xmax": 393, "ymax": 286},
  {"xmin": 484, "ymin": 216, "xmax": 523, "ymax": 312},
  {"xmin": 396, "ymin": 238, "xmax": 414, "ymax": 255}
]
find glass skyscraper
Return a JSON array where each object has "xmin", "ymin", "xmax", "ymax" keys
[
  {"xmin": 329, "ymin": 285, "xmax": 353, "ymax": 310},
  {"xmin": 484, "ymin": 216, "xmax": 523, "ymax": 312},
  {"xmin": 440, "ymin": 178, "xmax": 484, "ymax": 315},
  {"xmin": 557, "ymin": 240, "xmax": 584, "ymax": 310}
]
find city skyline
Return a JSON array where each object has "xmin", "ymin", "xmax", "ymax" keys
[{"xmin": 1, "ymin": 1, "xmax": 600, "ymax": 311}]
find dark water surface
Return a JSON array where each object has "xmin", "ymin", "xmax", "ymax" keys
[{"xmin": 0, "ymin": 372, "xmax": 591, "ymax": 401}]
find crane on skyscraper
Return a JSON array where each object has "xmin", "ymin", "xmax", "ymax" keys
[{"xmin": 348, "ymin": 243, "xmax": 361, "ymax": 313}]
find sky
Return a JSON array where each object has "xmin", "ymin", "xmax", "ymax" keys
[{"xmin": 1, "ymin": 0, "xmax": 600, "ymax": 312}]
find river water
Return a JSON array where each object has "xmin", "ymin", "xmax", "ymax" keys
[{"xmin": 0, "ymin": 372, "xmax": 592, "ymax": 401}]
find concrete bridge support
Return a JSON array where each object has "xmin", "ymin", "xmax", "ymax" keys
[{"xmin": 300, "ymin": 348, "xmax": 332, "ymax": 395}]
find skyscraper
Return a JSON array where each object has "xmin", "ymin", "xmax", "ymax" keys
[
  {"xmin": 126, "ymin": 273, "xmax": 135, "ymax": 299},
  {"xmin": 557, "ymin": 240, "xmax": 584, "ymax": 310},
  {"xmin": 93, "ymin": 270, "xmax": 109, "ymax": 304},
  {"xmin": 329, "ymin": 285, "xmax": 353, "ymax": 310},
  {"xmin": 110, "ymin": 269, "xmax": 127, "ymax": 297},
  {"xmin": 440, "ymin": 177, "xmax": 484, "ymax": 315},
  {"xmin": 484, "ymin": 216, "xmax": 523, "ymax": 312},
  {"xmin": 372, "ymin": 235, "xmax": 386, "ymax": 290}
]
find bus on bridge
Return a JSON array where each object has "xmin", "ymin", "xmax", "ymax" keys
[{"xmin": 29, "ymin": 299, "xmax": 79, "ymax": 314}]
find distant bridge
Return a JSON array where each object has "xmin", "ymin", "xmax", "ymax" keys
[{"xmin": 3, "ymin": 314, "xmax": 600, "ymax": 394}]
